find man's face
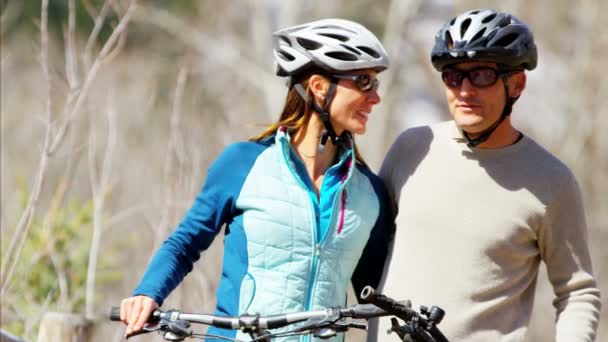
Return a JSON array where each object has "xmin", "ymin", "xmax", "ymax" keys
[{"xmin": 443, "ymin": 61, "xmax": 525, "ymax": 134}]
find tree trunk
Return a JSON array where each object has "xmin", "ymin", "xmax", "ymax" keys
[{"xmin": 36, "ymin": 312, "xmax": 92, "ymax": 342}]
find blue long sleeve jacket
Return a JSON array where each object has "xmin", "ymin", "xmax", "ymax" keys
[{"xmin": 133, "ymin": 128, "xmax": 393, "ymax": 341}]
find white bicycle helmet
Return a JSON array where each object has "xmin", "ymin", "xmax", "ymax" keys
[{"xmin": 273, "ymin": 18, "xmax": 389, "ymax": 77}]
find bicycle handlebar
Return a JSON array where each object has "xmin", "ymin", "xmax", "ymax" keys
[
  {"xmin": 109, "ymin": 302, "xmax": 387, "ymax": 330},
  {"xmin": 110, "ymin": 287, "xmax": 449, "ymax": 341}
]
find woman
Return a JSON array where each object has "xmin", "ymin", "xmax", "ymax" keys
[{"xmin": 120, "ymin": 18, "xmax": 393, "ymax": 341}]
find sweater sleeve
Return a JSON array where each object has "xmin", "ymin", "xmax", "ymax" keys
[
  {"xmin": 538, "ymin": 172, "xmax": 601, "ymax": 342},
  {"xmin": 132, "ymin": 143, "xmax": 256, "ymax": 306}
]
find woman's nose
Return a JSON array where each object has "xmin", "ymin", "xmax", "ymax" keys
[{"xmin": 367, "ymin": 89, "xmax": 381, "ymax": 105}]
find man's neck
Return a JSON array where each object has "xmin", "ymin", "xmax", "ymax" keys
[{"xmin": 465, "ymin": 117, "xmax": 521, "ymax": 149}]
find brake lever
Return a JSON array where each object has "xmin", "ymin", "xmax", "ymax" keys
[
  {"xmin": 313, "ymin": 327, "xmax": 338, "ymax": 339},
  {"xmin": 387, "ymin": 317, "xmax": 412, "ymax": 342},
  {"xmin": 160, "ymin": 320, "xmax": 193, "ymax": 341},
  {"xmin": 124, "ymin": 321, "xmax": 162, "ymax": 339},
  {"xmin": 302, "ymin": 319, "xmax": 367, "ymax": 340},
  {"xmin": 332, "ymin": 320, "xmax": 367, "ymax": 331}
]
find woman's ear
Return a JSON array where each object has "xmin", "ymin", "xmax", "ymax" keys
[{"xmin": 309, "ymin": 74, "xmax": 328, "ymax": 103}]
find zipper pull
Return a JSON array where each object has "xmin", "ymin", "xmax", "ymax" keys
[
  {"xmin": 337, "ymin": 190, "xmax": 347, "ymax": 235},
  {"xmin": 316, "ymin": 244, "xmax": 321, "ymax": 256}
]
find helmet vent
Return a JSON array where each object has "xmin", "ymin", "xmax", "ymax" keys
[
  {"xmin": 494, "ymin": 33, "xmax": 519, "ymax": 47},
  {"xmin": 449, "ymin": 17, "xmax": 456, "ymax": 25},
  {"xmin": 325, "ymin": 51, "xmax": 358, "ymax": 61},
  {"xmin": 278, "ymin": 36, "xmax": 291, "ymax": 47},
  {"xmin": 297, "ymin": 37, "xmax": 323, "ymax": 50},
  {"xmin": 277, "ymin": 51, "xmax": 295, "ymax": 62},
  {"xmin": 470, "ymin": 10, "xmax": 480, "ymax": 15},
  {"xmin": 357, "ymin": 46, "xmax": 380, "ymax": 58},
  {"xmin": 319, "ymin": 33, "xmax": 349, "ymax": 42},
  {"xmin": 341, "ymin": 44, "xmax": 362, "ymax": 55},
  {"xmin": 445, "ymin": 31, "xmax": 454, "ymax": 49},
  {"xmin": 482, "ymin": 13, "xmax": 497, "ymax": 23},
  {"xmin": 460, "ymin": 18, "xmax": 472, "ymax": 37},
  {"xmin": 470, "ymin": 28, "xmax": 486, "ymax": 44}
]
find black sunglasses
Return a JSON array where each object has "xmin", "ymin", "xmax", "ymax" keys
[
  {"xmin": 332, "ymin": 74, "xmax": 380, "ymax": 92},
  {"xmin": 441, "ymin": 67, "xmax": 516, "ymax": 88}
]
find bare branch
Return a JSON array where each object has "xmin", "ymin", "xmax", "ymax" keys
[
  {"xmin": 101, "ymin": 21, "xmax": 129, "ymax": 65},
  {"xmin": 65, "ymin": 0, "xmax": 79, "ymax": 89},
  {"xmin": 0, "ymin": 0, "xmax": 53, "ymax": 296},
  {"xmin": 84, "ymin": 0, "xmax": 115, "ymax": 69},
  {"xmin": 88, "ymin": 115, "xmax": 99, "ymax": 194},
  {"xmin": 85, "ymin": 88, "xmax": 118, "ymax": 318},
  {"xmin": 100, "ymin": 95, "xmax": 118, "ymax": 194},
  {"xmin": 50, "ymin": 0, "xmax": 138, "ymax": 154}
]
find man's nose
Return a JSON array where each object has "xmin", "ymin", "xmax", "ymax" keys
[{"xmin": 459, "ymin": 77, "xmax": 477, "ymax": 96}]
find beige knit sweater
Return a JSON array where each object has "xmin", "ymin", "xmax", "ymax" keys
[{"xmin": 370, "ymin": 121, "xmax": 601, "ymax": 342}]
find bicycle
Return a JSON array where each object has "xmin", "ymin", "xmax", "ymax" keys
[{"xmin": 109, "ymin": 286, "xmax": 449, "ymax": 342}]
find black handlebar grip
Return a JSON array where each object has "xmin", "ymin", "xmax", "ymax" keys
[
  {"xmin": 109, "ymin": 307, "xmax": 121, "ymax": 321},
  {"xmin": 359, "ymin": 286, "xmax": 415, "ymax": 321},
  {"xmin": 428, "ymin": 306, "xmax": 445, "ymax": 325},
  {"xmin": 360, "ymin": 286, "xmax": 377, "ymax": 302},
  {"xmin": 343, "ymin": 303, "xmax": 388, "ymax": 319}
]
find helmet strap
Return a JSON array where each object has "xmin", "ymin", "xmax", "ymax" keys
[
  {"xmin": 293, "ymin": 79, "xmax": 346, "ymax": 152},
  {"xmin": 462, "ymin": 76, "xmax": 518, "ymax": 147}
]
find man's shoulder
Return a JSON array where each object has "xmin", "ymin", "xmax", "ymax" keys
[
  {"xmin": 515, "ymin": 136, "xmax": 581, "ymax": 195},
  {"xmin": 520, "ymin": 136, "xmax": 574, "ymax": 176}
]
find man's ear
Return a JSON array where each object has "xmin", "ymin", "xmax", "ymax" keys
[
  {"xmin": 509, "ymin": 72, "xmax": 527, "ymax": 98},
  {"xmin": 309, "ymin": 74, "xmax": 328, "ymax": 102}
]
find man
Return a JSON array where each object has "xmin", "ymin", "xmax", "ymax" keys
[{"xmin": 373, "ymin": 8, "xmax": 601, "ymax": 342}]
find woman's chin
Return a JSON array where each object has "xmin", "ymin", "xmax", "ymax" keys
[{"xmin": 350, "ymin": 125, "xmax": 366, "ymax": 135}]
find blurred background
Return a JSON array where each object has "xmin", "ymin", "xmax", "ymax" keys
[{"xmin": 1, "ymin": 0, "xmax": 606, "ymax": 341}]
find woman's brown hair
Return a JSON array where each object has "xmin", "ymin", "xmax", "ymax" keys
[{"xmin": 251, "ymin": 71, "xmax": 368, "ymax": 168}]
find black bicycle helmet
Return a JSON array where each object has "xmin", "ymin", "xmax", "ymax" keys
[{"xmin": 431, "ymin": 9, "xmax": 537, "ymax": 71}]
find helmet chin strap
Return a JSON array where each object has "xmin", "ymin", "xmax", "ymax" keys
[
  {"xmin": 293, "ymin": 79, "xmax": 348, "ymax": 153},
  {"xmin": 462, "ymin": 76, "xmax": 519, "ymax": 147}
]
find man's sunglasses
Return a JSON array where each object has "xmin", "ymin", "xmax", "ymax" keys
[
  {"xmin": 332, "ymin": 74, "xmax": 380, "ymax": 92},
  {"xmin": 441, "ymin": 67, "xmax": 517, "ymax": 88}
]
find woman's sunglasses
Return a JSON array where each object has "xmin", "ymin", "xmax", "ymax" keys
[
  {"xmin": 333, "ymin": 74, "xmax": 380, "ymax": 92},
  {"xmin": 441, "ymin": 67, "xmax": 516, "ymax": 88}
]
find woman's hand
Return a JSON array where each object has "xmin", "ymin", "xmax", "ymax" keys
[{"xmin": 120, "ymin": 295, "xmax": 159, "ymax": 336}]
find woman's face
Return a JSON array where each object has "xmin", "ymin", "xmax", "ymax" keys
[{"xmin": 327, "ymin": 69, "xmax": 381, "ymax": 136}]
